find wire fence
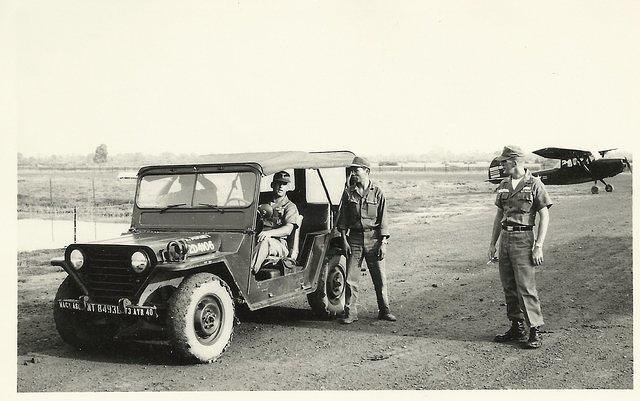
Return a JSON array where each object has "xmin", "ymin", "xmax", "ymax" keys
[{"xmin": 18, "ymin": 172, "xmax": 137, "ymax": 223}]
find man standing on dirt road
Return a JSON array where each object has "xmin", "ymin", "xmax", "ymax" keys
[
  {"xmin": 488, "ymin": 145, "xmax": 552, "ymax": 349},
  {"xmin": 336, "ymin": 156, "xmax": 396, "ymax": 324}
]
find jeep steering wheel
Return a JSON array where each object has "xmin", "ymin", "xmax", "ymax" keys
[{"xmin": 224, "ymin": 198, "xmax": 250, "ymax": 207}]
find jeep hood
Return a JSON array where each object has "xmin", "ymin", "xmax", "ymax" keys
[{"xmin": 80, "ymin": 231, "xmax": 244, "ymax": 258}]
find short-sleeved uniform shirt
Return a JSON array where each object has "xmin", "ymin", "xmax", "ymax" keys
[
  {"xmin": 495, "ymin": 169, "xmax": 553, "ymax": 226},
  {"xmin": 337, "ymin": 180, "xmax": 389, "ymax": 238},
  {"xmin": 261, "ymin": 194, "xmax": 300, "ymax": 241}
]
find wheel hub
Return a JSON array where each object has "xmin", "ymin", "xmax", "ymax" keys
[
  {"xmin": 327, "ymin": 266, "xmax": 345, "ymax": 301},
  {"xmin": 194, "ymin": 296, "xmax": 222, "ymax": 340}
]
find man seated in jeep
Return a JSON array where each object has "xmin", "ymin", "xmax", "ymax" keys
[{"xmin": 251, "ymin": 171, "xmax": 300, "ymax": 273}]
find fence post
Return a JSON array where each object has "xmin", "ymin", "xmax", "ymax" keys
[{"xmin": 74, "ymin": 206, "xmax": 77, "ymax": 243}]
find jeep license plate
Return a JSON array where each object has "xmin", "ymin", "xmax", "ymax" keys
[{"xmin": 57, "ymin": 299, "xmax": 159, "ymax": 318}]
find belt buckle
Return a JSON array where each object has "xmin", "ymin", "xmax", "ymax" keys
[{"xmin": 505, "ymin": 226, "xmax": 514, "ymax": 231}]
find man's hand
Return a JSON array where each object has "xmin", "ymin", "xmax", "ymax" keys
[
  {"xmin": 532, "ymin": 245, "xmax": 543, "ymax": 266},
  {"xmin": 342, "ymin": 237, "xmax": 352, "ymax": 256},
  {"xmin": 488, "ymin": 243, "xmax": 497, "ymax": 260},
  {"xmin": 257, "ymin": 230, "xmax": 273, "ymax": 242},
  {"xmin": 377, "ymin": 242, "xmax": 387, "ymax": 261}
]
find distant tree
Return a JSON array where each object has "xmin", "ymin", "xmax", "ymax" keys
[
  {"xmin": 93, "ymin": 144, "xmax": 108, "ymax": 166},
  {"xmin": 379, "ymin": 161, "xmax": 399, "ymax": 166}
]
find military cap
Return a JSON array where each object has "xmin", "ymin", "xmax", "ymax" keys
[
  {"xmin": 349, "ymin": 156, "xmax": 371, "ymax": 169},
  {"xmin": 272, "ymin": 171, "xmax": 292, "ymax": 184},
  {"xmin": 495, "ymin": 145, "xmax": 526, "ymax": 161}
]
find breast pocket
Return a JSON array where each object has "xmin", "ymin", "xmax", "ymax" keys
[
  {"xmin": 363, "ymin": 199, "xmax": 378, "ymax": 219},
  {"xmin": 517, "ymin": 192, "xmax": 533, "ymax": 213}
]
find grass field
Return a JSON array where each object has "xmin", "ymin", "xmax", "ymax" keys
[{"xmin": 18, "ymin": 168, "xmax": 137, "ymax": 221}]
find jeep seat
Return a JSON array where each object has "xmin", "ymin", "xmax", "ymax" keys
[{"xmin": 255, "ymin": 214, "xmax": 304, "ymax": 281}]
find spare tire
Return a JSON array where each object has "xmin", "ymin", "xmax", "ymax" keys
[{"xmin": 307, "ymin": 254, "xmax": 347, "ymax": 318}]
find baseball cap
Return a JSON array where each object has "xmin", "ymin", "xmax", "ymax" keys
[
  {"xmin": 349, "ymin": 156, "xmax": 371, "ymax": 169},
  {"xmin": 272, "ymin": 171, "xmax": 291, "ymax": 184},
  {"xmin": 495, "ymin": 145, "xmax": 526, "ymax": 161}
]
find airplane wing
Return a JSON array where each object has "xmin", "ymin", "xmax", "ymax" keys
[
  {"xmin": 532, "ymin": 147, "xmax": 592, "ymax": 160},
  {"xmin": 598, "ymin": 148, "xmax": 617, "ymax": 157}
]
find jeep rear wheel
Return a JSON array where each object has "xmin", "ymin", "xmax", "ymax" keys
[
  {"xmin": 53, "ymin": 276, "xmax": 116, "ymax": 350},
  {"xmin": 166, "ymin": 273, "xmax": 235, "ymax": 363},
  {"xmin": 307, "ymin": 254, "xmax": 347, "ymax": 318}
]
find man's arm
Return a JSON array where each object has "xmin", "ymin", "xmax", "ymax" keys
[
  {"xmin": 335, "ymin": 189, "xmax": 349, "ymax": 232},
  {"xmin": 257, "ymin": 223, "xmax": 294, "ymax": 241},
  {"xmin": 532, "ymin": 206, "xmax": 549, "ymax": 266},
  {"xmin": 336, "ymin": 189, "xmax": 352, "ymax": 256},
  {"xmin": 376, "ymin": 188, "xmax": 389, "ymax": 260},
  {"xmin": 488, "ymin": 208, "xmax": 503, "ymax": 259}
]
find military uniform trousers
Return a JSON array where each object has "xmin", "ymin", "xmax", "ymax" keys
[
  {"xmin": 344, "ymin": 231, "xmax": 390, "ymax": 317},
  {"xmin": 498, "ymin": 230, "xmax": 544, "ymax": 327}
]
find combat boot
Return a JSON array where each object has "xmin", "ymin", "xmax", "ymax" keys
[
  {"xmin": 494, "ymin": 320, "xmax": 527, "ymax": 343},
  {"xmin": 338, "ymin": 314, "xmax": 358, "ymax": 324},
  {"xmin": 337, "ymin": 307, "xmax": 358, "ymax": 324},
  {"xmin": 378, "ymin": 310, "xmax": 397, "ymax": 322},
  {"xmin": 524, "ymin": 326, "xmax": 541, "ymax": 349}
]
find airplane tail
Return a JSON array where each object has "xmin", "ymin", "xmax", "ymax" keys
[{"xmin": 487, "ymin": 157, "xmax": 507, "ymax": 184}]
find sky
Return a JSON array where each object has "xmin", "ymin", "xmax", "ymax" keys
[{"xmin": 5, "ymin": 0, "xmax": 640, "ymax": 157}]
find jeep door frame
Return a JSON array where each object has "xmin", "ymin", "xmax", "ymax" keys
[{"xmin": 244, "ymin": 167, "xmax": 346, "ymax": 310}]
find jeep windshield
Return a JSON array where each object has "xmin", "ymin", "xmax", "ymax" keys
[{"xmin": 137, "ymin": 172, "xmax": 257, "ymax": 209}]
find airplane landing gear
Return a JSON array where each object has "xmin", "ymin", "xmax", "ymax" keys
[
  {"xmin": 599, "ymin": 179, "xmax": 614, "ymax": 193},
  {"xmin": 591, "ymin": 185, "xmax": 599, "ymax": 194}
]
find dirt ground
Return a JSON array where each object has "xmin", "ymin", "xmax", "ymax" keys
[{"xmin": 16, "ymin": 173, "xmax": 633, "ymax": 391}]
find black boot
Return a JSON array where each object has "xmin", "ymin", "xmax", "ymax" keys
[
  {"xmin": 494, "ymin": 320, "xmax": 527, "ymax": 343},
  {"xmin": 524, "ymin": 326, "xmax": 541, "ymax": 349},
  {"xmin": 337, "ymin": 307, "xmax": 358, "ymax": 324},
  {"xmin": 378, "ymin": 310, "xmax": 397, "ymax": 322}
]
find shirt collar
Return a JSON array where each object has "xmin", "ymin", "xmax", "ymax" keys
[
  {"xmin": 270, "ymin": 194, "xmax": 290, "ymax": 207},
  {"xmin": 509, "ymin": 169, "xmax": 533, "ymax": 193},
  {"xmin": 348, "ymin": 180, "xmax": 374, "ymax": 196}
]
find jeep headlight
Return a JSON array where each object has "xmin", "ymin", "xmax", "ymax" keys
[
  {"xmin": 131, "ymin": 251, "xmax": 149, "ymax": 273},
  {"xmin": 69, "ymin": 249, "xmax": 84, "ymax": 270}
]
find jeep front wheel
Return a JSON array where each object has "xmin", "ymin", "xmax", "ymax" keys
[
  {"xmin": 307, "ymin": 254, "xmax": 347, "ymax": 318},
  {"xmin": 53, "ymin": 276, "xmax": 116, "ymax": 350},
  {"xmin": 166, "ymin": 273, "xmax": 235, "ymax": 363}
]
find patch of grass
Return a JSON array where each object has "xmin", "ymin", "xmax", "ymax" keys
[{"xmin": 17, "ymin": 249, "xmax": 66, "ymax": 277}]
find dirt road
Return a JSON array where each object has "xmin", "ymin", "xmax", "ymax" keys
[{"xmin": 17, "ymin": 174, "xmax": 633, "ymax": 391}]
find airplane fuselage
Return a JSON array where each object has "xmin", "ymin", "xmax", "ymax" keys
[{"xmin": 533, "ymin": 159, "xmax": 626, "ymax": 185}]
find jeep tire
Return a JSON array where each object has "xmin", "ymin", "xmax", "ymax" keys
[
  {"xmin": 53, "ymin": 276, "xmax": 116, "ymax": 350},
  {"xmin": 166, "ymin": 273, "xmax": 235, "ymax": 363},
  {"xmin": 307, "ymin": 253, "xmax": 347, "ymax": 318}
]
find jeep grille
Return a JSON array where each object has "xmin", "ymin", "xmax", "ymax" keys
[{"xmin": 78, "ymin": 246, "xmax": 154, "ymax": 304}]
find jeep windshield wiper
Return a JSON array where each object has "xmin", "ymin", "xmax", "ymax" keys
[
  {"xmin": 198, "ymin": 203, "xmax": 224, "ymax": 212},
  {"xmin": 159, "ymin": 203, "xmax": 187, "ymax": 213}
]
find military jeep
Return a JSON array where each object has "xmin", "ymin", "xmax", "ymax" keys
[{"xmin": 51, "ymin": 151, "xmax": 354, "ymax": 363}]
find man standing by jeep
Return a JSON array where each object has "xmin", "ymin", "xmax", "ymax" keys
[
  {"xmin": 251, "ymin": 171, "xmax": 299, "ymax": 273},
  {"xmin": 488, "ymin": 145, "xmax": 552, "ymax": 349},
  {"xmin": 336, "ymin": 156, "xmax": 396, "ymax": 324}
]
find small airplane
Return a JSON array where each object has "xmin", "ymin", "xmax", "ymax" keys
[{"xmin": 487, "ymin": 147, "xmax": 632, "ymax": 193}]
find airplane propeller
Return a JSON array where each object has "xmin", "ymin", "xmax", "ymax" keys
[{"xmin": 623, "ymin": 157, "xmax": 632, "ymax": 173}]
